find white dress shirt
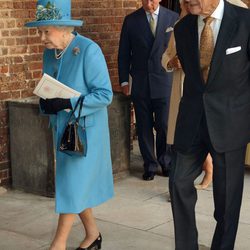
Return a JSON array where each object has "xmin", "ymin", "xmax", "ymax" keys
[
  {"xmin": 198, "ymin": 0, "xmax": 224, "ymax": 47},
  {"xmin": 146, "ymin": 5, "xmax": 160, "ymax": 26}
]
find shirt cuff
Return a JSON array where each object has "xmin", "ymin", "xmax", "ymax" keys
[{"xmin": 121, "ymin": 82, "xmax": 129, "ymax": 87}]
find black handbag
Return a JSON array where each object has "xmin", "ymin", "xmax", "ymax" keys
[{"xmin": 59, "ymin": 96, "xmax": 87, "ymax": 156}]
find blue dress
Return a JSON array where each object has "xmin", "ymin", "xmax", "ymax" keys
[{"xmin": 42, "ymin": 33, "xmax": 114, "ymax": 213}]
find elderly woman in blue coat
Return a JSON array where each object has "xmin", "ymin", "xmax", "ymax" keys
[{"xmin": 26, "ymin": 1, "xmax": 114, "ymax": 250}]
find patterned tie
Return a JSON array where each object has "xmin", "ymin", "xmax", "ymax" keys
[
  {"xmin": 150, "ymin": 14, "xmax": 156, "ymax": 36},
  {"xmin": 200, "ymin": 17, "xmax": 214, "ymax": 83}
]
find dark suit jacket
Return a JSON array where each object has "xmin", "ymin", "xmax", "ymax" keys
[
  {"xmin": 118, "ymin": 6, "xmax": 178, "ymax": 99},
  {"xmin": 174, "ymin": 1, "xmax": 250, "ymax": 153}
]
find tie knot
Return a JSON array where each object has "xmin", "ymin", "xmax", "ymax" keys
[{"xmin": 203, "ymin": 16, "xmax": 214, "ymax": 25}]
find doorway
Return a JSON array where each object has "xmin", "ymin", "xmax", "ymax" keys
[{"xmin": 160, "ymin": 0, "xmax": 181, "ymax": 13}]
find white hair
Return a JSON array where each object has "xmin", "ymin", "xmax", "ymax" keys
[{"xmin": 56, "ymin": 26, "xmax": 74, "ymax": 33}]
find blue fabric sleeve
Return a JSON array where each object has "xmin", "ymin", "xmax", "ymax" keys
[{"xmin": 70, "ymin": 42, "xmax": 113, "ymax": 118}]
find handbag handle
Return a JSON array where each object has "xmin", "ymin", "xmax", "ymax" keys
[
  {"xmin": 67, "ymin": 96, "xmax": 84, "ymax": 124},
  {"xmin": 77, "ymin": 96, "xmax": 86, "ymax": 128}
]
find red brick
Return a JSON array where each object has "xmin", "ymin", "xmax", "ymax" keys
[
  {"xmin": 21, "ymin": 89, "xmax": 35, "ymax": 98},
  {"xmin": 13, "ymin": 56, "xmax": 24, "ymax": 63},
  {"xmin": 0, "ymin": 11, "xmax": 10, "ymax": 18},
  {"xmin": 0, "ymin": 21, "xmax": 4, "ymax": 29},
  {"xmin": 28, "ymin": 28, "xmax": 38, "ymax": 36},
  {"xmin": 0, "ymin": 169, "xmax": 9, "ymax": 179},
  {"xmin": 9, "ymin": 46, "xmax": 27, "ymax": 55},
  {"xmin": 27, "ymin": 36, "xmax": 41, "ymax": 44},
  {"xmin": 0, "ymin": 65, "xmax": 9, "ymax": 74},
  {"xmin": 27, "ymin": 45, "xmax": 40, "ymax": 53},
  {"xmin": 9, "ymin": 64, "xmax": 25, "ymax": 73},
  {"xmin": 6, "ymin": 20, "xmax": 15, "ymax": 28},
  {"xmin": 32, "ymin": 71, "xmax": 42, "ymax": 79},
  {"xmin": 11, "ymin": 10, "xmax": 30, "ymax": 18},
  {"xmin": 0, "ymin": 2, "xmax": 13, "ymax": 9},
  {"xmin": 16, "ymin": 19, "xmax": 26, "ymax": 28},
  {"xmin": 0, "ymin": 92, "xmax": 12, "ymax": 100},
  {"xmin": 1, "ymin": 30, "xmax": 9, "ymax": 37},
  {"xmin": 16, "ymin": 37, "xmax": 28, "ymax": 46},
  {"xmin": 6, "ymin": 38, "xmax": 15, "ymax": 46},
  {"xmin": 10, "ymin": 29, "xmax": 28, "ymax": 37},
  {"xmin": 29, "ymin": 62, "xmax": 42, "ymax": 71},
  {"xmin": 0, "ymin": 102, "xmax": 7, "ymax": 111},
  {"xmin": 11, "ymin": 91, "xmax": 21, "ymax": 99},
  {"xmin": 0, "ymin": 110, "xmax": 8, "ymax": 127},
  {"xmin": 25, "ymin": 2, "xmax": 37, "ymax": 10},
  {"xmin": 13, "ymin": 2, "xmax": 25, "ymax": 9},
  {"xmin": 0, "ymin": 48, "xmax": 8, "ymax": 56}
]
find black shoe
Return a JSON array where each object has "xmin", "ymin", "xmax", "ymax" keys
[
  {"xmin": 142, "ymin": 171, "xmax": 155, "ymax": 181},
  {"xmin": 162, "ymin": 168, "xmax": 170, "ymax": 177},
  {"xmin": 76, "ymin": 233, "xmax": 102, "ymax": 250}
]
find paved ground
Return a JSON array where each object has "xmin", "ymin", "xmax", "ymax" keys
[{"xmin": 1, "ymin": 144, "xmax": 250, "ymax": 250}]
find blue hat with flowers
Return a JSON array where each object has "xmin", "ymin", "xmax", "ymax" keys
[{"xmin": 25, "ymin": 0, "xmax": 83, "ymax": 27}]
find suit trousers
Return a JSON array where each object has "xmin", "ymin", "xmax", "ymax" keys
[
  {"xmin": 132, "ymin": 96, "xmax": 172, "ymax": 173},
  {"xmin": 169, "ymin": 115, "xmax": 246, "ymax": 250}
]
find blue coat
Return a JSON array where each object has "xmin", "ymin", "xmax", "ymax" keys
[{"xmin": 42, "ymin": 33, "xmax": 114, "ymax": 213}]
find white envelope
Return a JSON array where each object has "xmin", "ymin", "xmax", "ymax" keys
[{"xmin": 226, "ymin": 46, "xmax": 241, "ymax": 55}]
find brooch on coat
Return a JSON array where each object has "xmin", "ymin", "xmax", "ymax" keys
[{"xmin": 73, "ymin": 47, "xmax": 80, "ymax": 56}]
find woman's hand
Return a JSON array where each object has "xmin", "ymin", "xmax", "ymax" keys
[
  {"xmin": 40, "ymin": 98, "xmax": 72, "ymax": 114},
  {"xmin": 167, "ymin": 55, "xmax": 182, "ymax": 71}
]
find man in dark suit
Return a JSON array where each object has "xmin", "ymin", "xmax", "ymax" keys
[
  {"xmin": 118, "ymin": 0, "xmax": 178, "ymax": 181},
  {"xmin": 169, "ymin": 0, "xmax": 250, "ymax": 249}
]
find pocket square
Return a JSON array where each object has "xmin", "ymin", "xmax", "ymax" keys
[
  {"xmin": 226, "ymin": 46, "xmax": 241, "ymax": 55},
  {"xmin": 165, "ymin": 27, "xmax": 174, "ymax": 33}
]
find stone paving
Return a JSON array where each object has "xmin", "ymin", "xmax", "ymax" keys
[{"xmin": 0, "ymin": 145, "xmax": 250, "ymax": 249}]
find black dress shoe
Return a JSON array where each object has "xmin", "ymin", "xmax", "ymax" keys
[
  {"xmin": 142, "ymin": 171, "xmax": 155, "ymax": 181},
  {"xmin": 76, "ymin": 233, "xmax": 102, "ymax": 250},
  {"xmin": 162, "ymin": 168, "xmax": 170, "ymax": 177}
]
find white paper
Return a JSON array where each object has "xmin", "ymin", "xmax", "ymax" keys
[{"xmin": 33, "ymin": 73, "xmax": 81, "ymax": 99}]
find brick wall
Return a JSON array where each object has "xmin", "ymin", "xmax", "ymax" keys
[
  {"xmin": 0, "ymin": 0, "xmax": 141, "ymax": 187},
  {"xmin": 1, "ymin": 0, "xmax": 250, "ymax": 186}
]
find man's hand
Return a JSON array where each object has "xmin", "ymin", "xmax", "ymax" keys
[{"xmin": 122, "ymin": 85, "xmax": 130, "ymax": 96}]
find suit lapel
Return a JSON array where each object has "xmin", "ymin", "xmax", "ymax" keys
[{"xmin": 207, "ymin": 2, "xmax": 237, "ymax": 85}]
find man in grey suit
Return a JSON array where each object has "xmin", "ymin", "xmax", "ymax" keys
[
  {"xmin": 118, "ymin": 0, "xmax": 178, "ymax": 180},
  {"xmin": 170, "ymin": 0, "xmax": 250, "ymax": 249}
]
